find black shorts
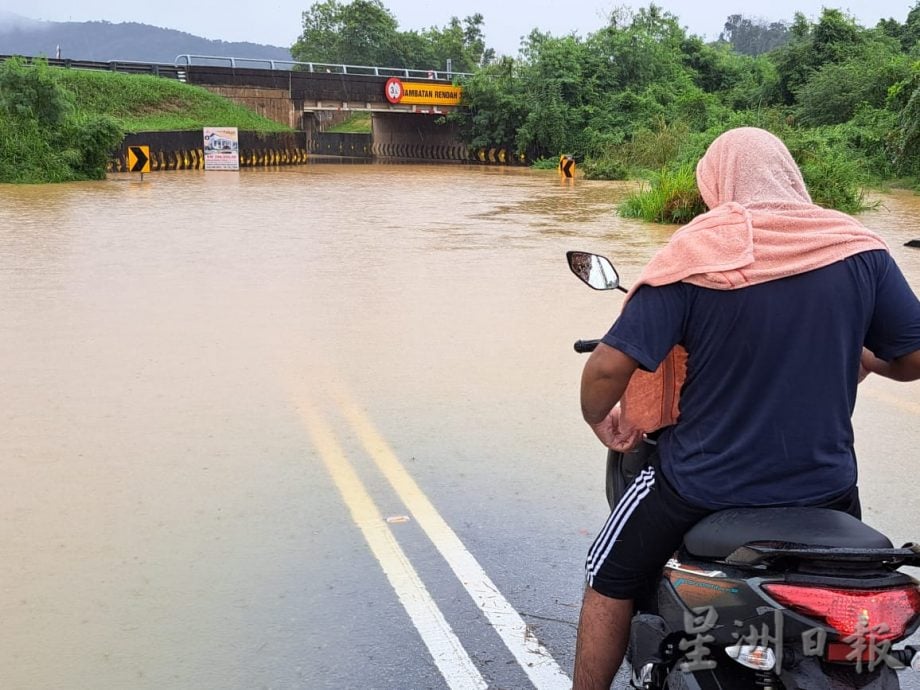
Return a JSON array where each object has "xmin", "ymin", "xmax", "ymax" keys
[{"xmin": 586, "ymin": 453, "xmax": 862, "ymax": 600}]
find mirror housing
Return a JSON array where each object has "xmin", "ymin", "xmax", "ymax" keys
[{"xmin": 566, "ymin": 251, "xmax": 621, "ymax": 291}]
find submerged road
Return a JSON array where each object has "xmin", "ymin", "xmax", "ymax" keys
[{"xmin": 1, "ymin": 165, "xmax": 919, "ymax": 689}]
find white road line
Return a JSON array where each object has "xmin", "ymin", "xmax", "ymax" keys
[
  {"xmin": 339, "ymin": 398, "xmax": 573, "ymax": 690},
  {"xmin": 299, "ymin": 401, "xmax": 488, "ymax": 690}
]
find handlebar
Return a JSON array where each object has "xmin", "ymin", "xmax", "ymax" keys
[{"xmin": 574, "ymin": 339, "xmax": 601, "ymax": 353}]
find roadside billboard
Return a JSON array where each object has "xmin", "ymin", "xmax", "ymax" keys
[{"xmin": 203, "ymin": 127, "xmax": 240, "ymax": 171}]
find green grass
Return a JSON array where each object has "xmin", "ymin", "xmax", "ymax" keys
[
  {"xmin": 55, "ymin": 69, "xmax": 291, "ymax": 133},
  {"xmin": 619, "ymin": 164, "xmax": 707, "ymax": 224},
  {"xmin": 326, "ymin": 113, "xmax": 372, "ymax": 133}
]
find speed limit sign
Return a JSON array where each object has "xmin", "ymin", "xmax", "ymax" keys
[{"xmin": 385, "ymin": 77, "xmax": 404, "ymax": 104}]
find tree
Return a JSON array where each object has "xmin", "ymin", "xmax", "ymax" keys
[
  {"xmin": 0, "ymin": 56, "xmax": 72, "ymax": 128},
  {"xmin": 719, "ymin": 15, "xmax": 790, "ymax": 56},
  {"xmin": 422, "ymin": 14, "xmax": 492, "ymax": 72},
  {"xmin": 795, "ymin": 37, "xmax": 909, "ymax": 125},
  {"xmin": 291, "ymin": 0, "xmax": 494, "ymax": 70},
  {"xmin": 771, "ymin": 9, "xmax": 864, "ymax": 105},
  {"xmin": 291, "ymin": 0, "xmax": 401, "ymax": 66}
]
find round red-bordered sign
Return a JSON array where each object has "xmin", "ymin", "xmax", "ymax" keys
[{"xmin": 385, "ymin": 77, "xmax": 404, "ymax": 104}]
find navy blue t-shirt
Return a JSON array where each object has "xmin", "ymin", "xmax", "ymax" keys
[{"xmin": 603, "ymin": 250, "xmax": 920, "ymax": 509}]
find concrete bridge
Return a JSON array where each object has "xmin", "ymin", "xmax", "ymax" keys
[
  {"xmin": 1, "ymin": 54, "xmax": 515, "ymax": 164},
  {"xmin": 178, "ymin": 57, "xmax": 473, "ymax": 161}
]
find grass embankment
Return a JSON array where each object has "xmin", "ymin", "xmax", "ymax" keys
[
  {"xmin": 57, "ymin": 69, "xmax": 291, "ymax": 133},
  {"xmin": 325, "ymin": 112, "xmax": 372, "ymax": 133},
  {"xmin": 0, "ymin": 58, "xmax": 290, "ymax": 183}
]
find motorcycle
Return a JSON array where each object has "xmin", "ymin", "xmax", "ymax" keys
[{"xmin": 567, "ymin": 250, "xmax": 920, "ymax": 689}]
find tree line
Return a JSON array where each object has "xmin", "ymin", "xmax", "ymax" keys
[
  {"xmin": 446, "ymin": 3, "xmax": 920, "ymax": 217},
  {"xmin": 292, "ymin": 0, "xmax": 920, "ymax": 218},
  {"xmin": 291, "ymin": 0, "xmax": 492, "ymax": 73}
]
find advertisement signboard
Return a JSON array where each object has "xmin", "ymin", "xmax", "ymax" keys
[{"xmin": 203, "ymin": 127, "xmax": 240, "ymax": 171}]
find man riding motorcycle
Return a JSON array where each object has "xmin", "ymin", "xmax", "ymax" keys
[{"xmin": 572, "ymin": 127, "xmax": 920, "ymax": 690}]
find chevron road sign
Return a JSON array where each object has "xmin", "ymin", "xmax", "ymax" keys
[{"xmin": 127, "ymin": 146, "xmax": 150, "ymax": 173}]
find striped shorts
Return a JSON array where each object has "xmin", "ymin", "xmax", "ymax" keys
[{"xmin": 585, "ymin": 460, "xmax": 861, "ymax": 600}]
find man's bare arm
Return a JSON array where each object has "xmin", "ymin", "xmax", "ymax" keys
[
  {"xmin": 581, "ymin": 343, "xmax": 640, "ymax": 424},
  {"xmin": 861, "ymin": 348, "xmax": 920, "ymax": 382}
]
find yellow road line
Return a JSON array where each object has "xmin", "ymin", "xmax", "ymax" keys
[
  {"xmin": 298, "ymin": 400, "xmax": 487, "ymax": 690},
  {"xmin": 338, "ymin": 396, "xmax": 572, "ymax": 690}
]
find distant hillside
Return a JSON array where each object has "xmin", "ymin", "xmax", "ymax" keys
[{"xmin": 0, "ymin": 13, "xmax": 292, "ymax": 64}]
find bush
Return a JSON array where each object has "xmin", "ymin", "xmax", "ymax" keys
[
  {"xmin": 0, "ymin": 57, "xmax": 72, "ymax": 128},
  {"xmin": 0, "ymin": 58, "xmax": 126, "ymax": 182},
  {"xmin": 619, "ymin": 164, "xmax": 706, "ymax": 223},
  {"xmin": 0, "ymin": 113, "xmax": 72, "ymax": 183},
  {"xmin": 530, "ymin": 157, "xmax": 562, "ymax": 170},
  {"xmin": 582, "ymin": 157, "xmax": 628, "ymax": 180},
  {"xmin": 65, "ymin": 114, "xmax": 124, "ymax": 179}
]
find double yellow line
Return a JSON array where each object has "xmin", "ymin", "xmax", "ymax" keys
[{"xmin": 296, "ymin": 392, "xmax": 571, "ymax": 690}]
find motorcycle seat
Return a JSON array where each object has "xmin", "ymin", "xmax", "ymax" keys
[{"xmin": 683, "ymin": 507, "xmax": 892, "ymax": 560}]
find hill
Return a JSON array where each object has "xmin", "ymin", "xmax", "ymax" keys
[{"xmin": 0, "ymin": 12, "xmax": 292, "ymax": 64}]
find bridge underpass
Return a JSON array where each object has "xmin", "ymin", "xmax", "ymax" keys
[
  {"xmin": 179, "ymin": 61, "xmax": 487, "ymax": 163},
  {"xmin": 2, "ymin": 54, "xmax": 516, "ymax": 165}
]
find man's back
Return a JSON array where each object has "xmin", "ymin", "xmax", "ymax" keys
[{"xmin": 602, "ymin": 249, "xmax": 920, "ymax": 509}]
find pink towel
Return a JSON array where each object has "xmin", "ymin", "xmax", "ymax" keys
[{"xmin": 613, "ymin": 127, "xmax": 888, "ymax": 447}]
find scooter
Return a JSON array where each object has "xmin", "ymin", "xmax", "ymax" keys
[{"xmin": 567, "ymin": 250, "xmax": 920, "ymax": 689}]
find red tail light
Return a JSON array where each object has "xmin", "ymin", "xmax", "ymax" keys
[{"xmin": 762, "ymin": 584, "xmax": 920, "ymax": 641}]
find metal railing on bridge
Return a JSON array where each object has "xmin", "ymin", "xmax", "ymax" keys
[
  {"xmin": 0, "ymin": 54, "xmax": 183, "ymax": 79},
  {"xmin": 0, "ymin": 53, "xmax": 473, "ymax": 83},
  {"xmin": 174, "ymin": 54, "xmax": 473, "ymax": 81}
]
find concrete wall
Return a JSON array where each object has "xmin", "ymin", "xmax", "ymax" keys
[
  {"xmin": 313, "ymin": 133, "xmax": 372, "ymax": 158},
  {"xmin": 200, "ymin": 85, "xmax": 304, "ymax": 130},
  {"xmin": 371, "ymin": 113, "xmax": 468, "ymax": 160}
]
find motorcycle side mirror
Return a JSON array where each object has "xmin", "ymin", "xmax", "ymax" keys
[{"xmin": 566, "ymin": 251, "xmax": 623, "ymax": 291}]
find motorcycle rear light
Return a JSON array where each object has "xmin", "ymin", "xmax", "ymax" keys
[
  {"xmin": 725, "ymin": 644, "xmax": 776, "ymax": 670},
  {"xmin": 762, "ymin": 584, "xmax": 920, "ymax": 641}
]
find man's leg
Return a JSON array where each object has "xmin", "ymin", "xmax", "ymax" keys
[
  {"xmin": 575, "ymin": 460, "xmax": 711, "ymax": 689},
  {"xmin": 572, "ymin": 587, "xmax": 632, "ymax": 690}
]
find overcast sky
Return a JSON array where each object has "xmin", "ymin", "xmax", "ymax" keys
[{"xmin": 1, "ymin": 0, "xmax": 915, "ymax": 56}]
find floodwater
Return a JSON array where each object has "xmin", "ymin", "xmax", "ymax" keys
[{"xmin": 2, "ymin": 165, "xmax": 920, "ymax": 689}]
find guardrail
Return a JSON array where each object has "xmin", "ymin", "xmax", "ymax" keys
[
  {"xmin": 0, "ymin": 54, "xmax": 183, "ymax": 79},
  {"xmin": 0, "ymin": 53, "xmax": 474, "ymax": 83},
  {"xmin": 174, "ymin": 54, "xmax": 472, "ymax": 81}
]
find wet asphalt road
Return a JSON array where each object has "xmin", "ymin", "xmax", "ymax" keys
[{"xmin": 2, "ymin": 168, "xmax": 919, "ymax": 689}]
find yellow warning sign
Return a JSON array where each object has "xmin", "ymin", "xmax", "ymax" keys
[
  {"xmin": 559, "ymin": 155, "xmax": 575, "ymax": 178},
  {"xmin": 384, "ymin": 78, "xmax": 462, "ymax": 106},
  {"xmin": 127, "ymin": 145, "xmax": 150, "ymax": 173}
]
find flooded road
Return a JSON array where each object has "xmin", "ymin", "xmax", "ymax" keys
[{"xmin": 2, "ymin": 165, "xmax": 920, "ymax": 689}]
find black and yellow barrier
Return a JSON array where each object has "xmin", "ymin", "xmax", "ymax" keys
[
  {"xmin": 470, "ymin": 147, "xmax": 521, "ymax": 165},
  {"xmin": 109, "ymin": 146, "xmax": 311, "ymax": 173}
]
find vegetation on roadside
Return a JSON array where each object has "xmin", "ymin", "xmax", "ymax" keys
[
  {"xmin": 0, "ymin": 57, "xmax": 123, "ymax": 183},
  {"xmin": 326, "ymin": 112, "xmax": 372, "ymax": 133},
  {"xmin": 445, "ymin": 4, "xmax": 920, "ymax": 221},
  {"xmin": 0, "ymin": 57, "xmax": 289, "ymax": 183}
]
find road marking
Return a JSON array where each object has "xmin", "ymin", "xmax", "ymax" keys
[
  {"xmin": 339, "ymin": 397, "xmax": 572, "ymax": 690},
  {"xmin": 299, "ymin": 401, "xmax": 488, "ymax": 690},
  {"xmin": 861, "ymin": 387, "xmax": 920, "ymax": 416}
]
